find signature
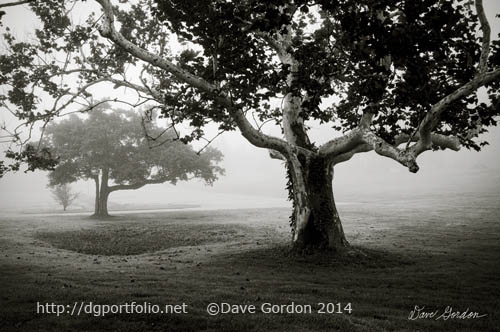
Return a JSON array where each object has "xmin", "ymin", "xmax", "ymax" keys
[{"xmin": 408, "ymin": 305, "xmax": 487, "ymax": 321}]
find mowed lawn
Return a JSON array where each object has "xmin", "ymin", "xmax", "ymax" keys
[{"xmin": 0, "ymin": 193, "xmax": 499, "ymax": 332}]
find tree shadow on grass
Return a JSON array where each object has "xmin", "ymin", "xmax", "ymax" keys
[
  {"xmin": 218, "ymin": 244, "xmax": 416, "ymax": 270},
  {"xmin": 196, "ymin": 244, "xmax": 499, "ymax": 331}
]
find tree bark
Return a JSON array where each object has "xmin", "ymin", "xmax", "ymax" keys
[
  {"xmin": 93, "ymin": 175, "xmax": 100, "ymax": 215},
  {"xmin": 92, "ymin": 169, "xmax": 110, "ymax": 218},
  {"xmin": 289, "ymin": 155, "xmax": 349, "ymax": 252},
  {"xmin": 94, "ymin": 190, "xmax": 109, "ymax": 217}
]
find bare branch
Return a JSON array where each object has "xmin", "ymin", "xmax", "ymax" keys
[
  {"xmin": 108, "ymin": 178, "xmax": 168, "ymax": 192},
  {"xmin": 0, "ymin": 0, "xmax": 31, "ymax": 9},
  {"xmin": 269, "ymin": 149, "xmax": 286, "ymax": 161},
  {"xmin": 395, "ymin": 133, "xmax": 460, "ymax": 151},
  {"xmin": 331, "ymin": 143, "xmax": 371, "ymax": 165},
  {"xmin": 362, "ymin": 131, "xmax": 419, "ymax": 172},
  {"xmin": 105, "ymin": 76, "xmax": 163, "ymax": 101},
  {"xmin": 50, "ymin": 77, "xmax": 109, "ymax": 117},
  {"xmin": 196, "ymin": 129, "xmax": 225, "ymax": 153},
  {"xmin": 475, "ymin": 0, "xmax": 490, "ymax": 73},
  {"xmin": 329, "ymin": 129, "xmax": 461, "ymax": 168},
  {"xmin": 318, "ymin": 129, "xmax": 364, "ymax": 157}
]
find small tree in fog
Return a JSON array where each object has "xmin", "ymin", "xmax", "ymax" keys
[{"xmin": 51, "ymin": 184, "xmax": 79, "ymax": 211}]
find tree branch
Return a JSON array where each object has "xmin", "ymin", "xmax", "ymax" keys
[
  {"xmin": 318, "ymin": 129, "xmax": 364, "ymax": 157},
  {"xmin": 362, "ymin": 131, "xmax": 419, "ymax": 172},
  {"xmin": 108, "ymin": 178, "xmax": 168, "ymax": 192},
  {"xmin": 395, "ymin": 133, "xmax": 460, "ymax": 151},
  {"xmin": 236, "ymin": 4, "xmax": 310, "ymax": 148},
  {"xmin": 0, "ymin": 0, "xmax": 31, "ymax": 9},
  {"xmin": 328, "ymin": 131, "xmax": 460, "ymax": 167},
  {"xmin": 413, "ymin": 68, "xmax": 500, "ymax": 155},
  {"xmin": 269, "ymin": 149, "xmax": 286, "ymax": 161},
  {"xmin": 475, "ymin": 0, "xmax": 490, "ymax": 73},
  {"xmin": 331, "ymin": 143, "xmax": 371, "ymax": 165},
  {"xmin": 96, "ymin": 0, "xmax": 216, "ymax": 94},
  {"xmin": 105, "ymin": 76, "xmax": 163, "ymax": 101}
]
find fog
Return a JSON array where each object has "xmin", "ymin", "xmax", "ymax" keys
[{"xmin": 1, "ymin": 126, "xmax": 499, "ymax": 213}]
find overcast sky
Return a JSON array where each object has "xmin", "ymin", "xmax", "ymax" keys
[{"xmin": 0, "ymin": 1, "xmax": 499, "ymax": 212}]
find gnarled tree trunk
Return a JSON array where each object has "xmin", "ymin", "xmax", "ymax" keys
[{"xmin": 288, "ymin": 155, "xmax": 349, "ymax": 251}]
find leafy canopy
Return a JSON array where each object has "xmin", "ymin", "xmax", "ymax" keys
[
  {"xmin": 45, "ymin": 104, "xmax": 224, "ymax": 187},
  {"xmin": 152, "ymin": 0, "xmax": 500, "ymax": 149},
  {"xmin": 0, "ymin": 0, "xmax": 499, "ymax": 173}
]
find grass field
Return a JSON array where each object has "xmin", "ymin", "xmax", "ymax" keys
[{"xmin": 1, "ymin": 192, "xmax": 499, "ymax": 331}]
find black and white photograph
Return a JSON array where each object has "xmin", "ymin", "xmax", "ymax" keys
[{"xmin": 0, "ymin": 0, "xmax": 499, "ymax": 331}]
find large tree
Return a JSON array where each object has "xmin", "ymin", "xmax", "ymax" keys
[
  {"xmin": 0, "ymin": 0, "xmax": 499, "ymax": 250},
  {"xmin": 44, "ymin": 105, "xmax": 224, "ymax": 217}
]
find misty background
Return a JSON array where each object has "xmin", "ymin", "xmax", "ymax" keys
[
  {"xmin": 0, "ymin": 1, "xmax": 499, "ymax": 213},
  {"xmin": 1, "ymin": 127, "xmax": 499, "ymax": 213}
]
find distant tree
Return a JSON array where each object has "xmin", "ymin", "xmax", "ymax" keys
[
  {"xmin": 44, "ymin": 104, "xmax": 224, "ymax": 217},
  {"xmin": 50, "ymin": 183, "xmax": 79, "ymax": 211}
]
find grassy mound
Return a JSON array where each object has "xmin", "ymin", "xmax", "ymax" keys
[{"xmin": 35, "ymin": 223, "xmax": 248, "ymax": 256}]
